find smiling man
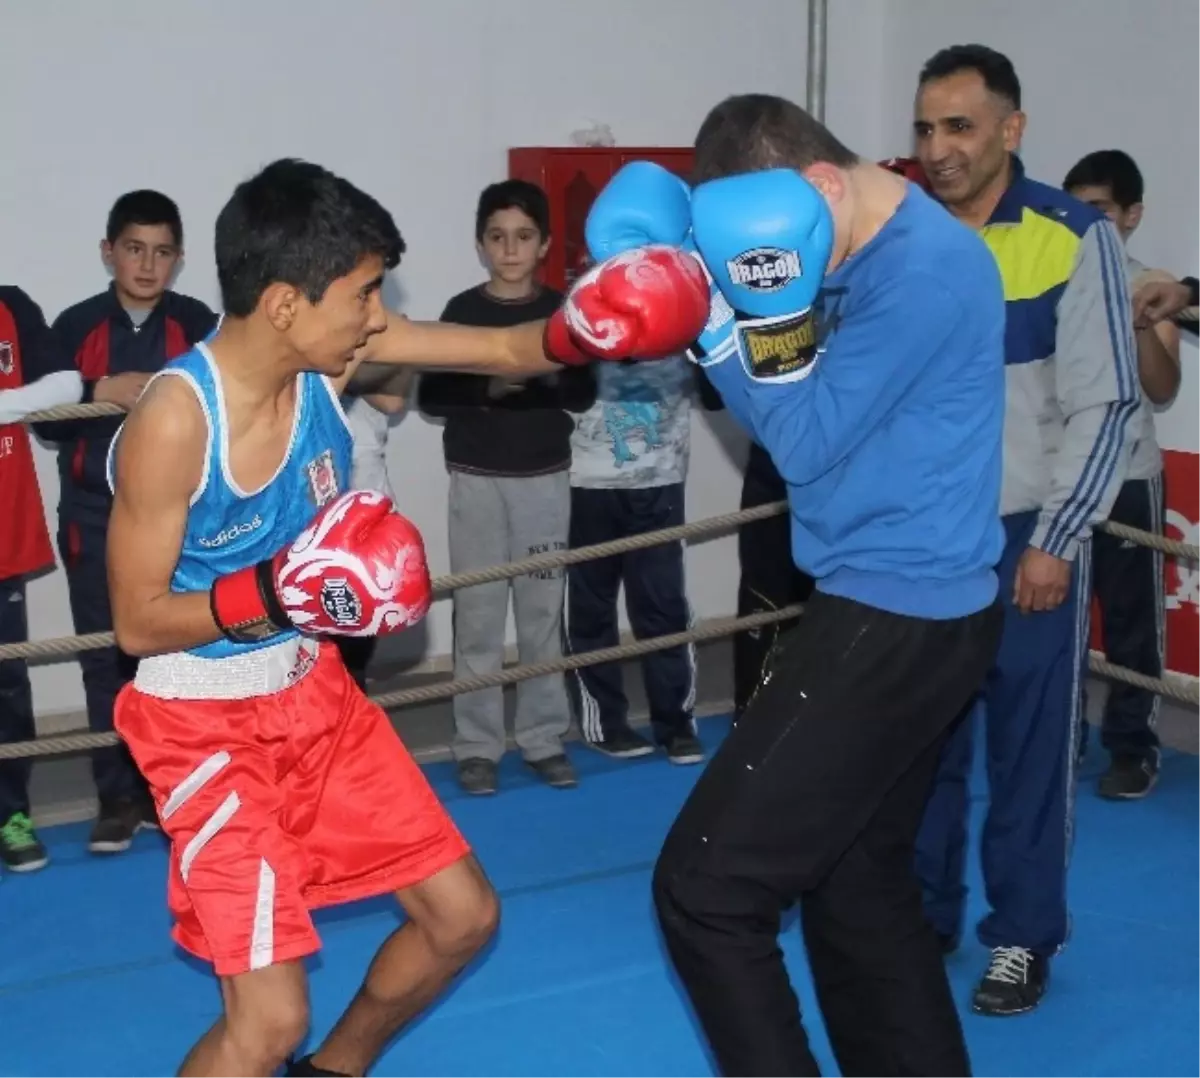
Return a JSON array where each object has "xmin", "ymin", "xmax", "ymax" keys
[{"xmin": 910, "ymin": 44, "xmax": 1140, "ymax": 1017}]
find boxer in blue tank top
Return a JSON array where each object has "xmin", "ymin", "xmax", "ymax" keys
[
  {"xmin": 111, "ymin": 339, "xmax": 356, "ymax": 660},
  {"xmin": 101, "ymin": 157, "xmax": 709, "ymax": 1078}
]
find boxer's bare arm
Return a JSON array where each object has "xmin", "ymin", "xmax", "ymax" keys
[
  {"xmin": 108, "ymin": 377, "xmax": 224, "ymax": 657},
  {"xmin": 334, "ymin": 311, "xmax": 558, "ymax": 394}
]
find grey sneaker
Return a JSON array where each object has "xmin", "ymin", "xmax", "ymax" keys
[
  {"xmin": 457, "ymin": 758, "xmax": 498, "ymax": 796},
  {"xmin": 527, "ymin": 754, "xmax": 578, "ymax": 788}
]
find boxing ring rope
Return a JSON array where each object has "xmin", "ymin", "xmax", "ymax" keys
[{"xmin": 2, "ymin": 400, "xmax": 1195, "ymax": 762}]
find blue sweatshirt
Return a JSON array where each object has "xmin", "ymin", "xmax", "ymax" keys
[{"xmin": 704, "ymin": 186, "xmax": 1006, "ymax": 620}]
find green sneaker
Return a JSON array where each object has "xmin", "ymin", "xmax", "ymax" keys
[{"xmin": 0, "ymin": 812, "xmax": 49, "ymax": 873}]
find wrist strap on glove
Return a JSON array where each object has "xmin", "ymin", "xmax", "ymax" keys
[{"xmin": 210, "ymin": 561, "xmax": 293, "ymax": 644}]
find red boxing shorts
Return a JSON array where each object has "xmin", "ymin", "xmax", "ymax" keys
[{"xmin": 114, "ymin": 637, "xmax": 470, "ymax": 977}]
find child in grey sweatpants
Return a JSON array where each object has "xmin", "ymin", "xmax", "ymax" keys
[{"xmin": 417, "ymin": 180, "xmax": 595, "ymax": 795}]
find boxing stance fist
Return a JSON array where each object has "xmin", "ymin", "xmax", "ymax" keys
[
  {"xmin": 544, "ymin": 245, "xmax": 709, "ymax": 365},
  {"xmin": 691, "ymin": 169, "xmax": 835, "ymax": 383},
  {"xmin": 210, "ymin": 490, "xmax": 432, "ymax": 643},
  {"xmin": 585, "ymin": 161, "xmax": 693, "ymax": 261}
]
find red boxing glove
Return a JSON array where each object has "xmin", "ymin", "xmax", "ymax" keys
[
  {"xmin": 210, "ymin": 490, "xmax": 432, "ymax": 643},
  {"xmin": 545, "ymin": 245, "xmax": 710, "ymax": 366}
]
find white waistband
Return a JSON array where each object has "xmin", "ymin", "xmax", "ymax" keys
[{"xmin": 133, "ymin": 637, "xmax": 320, "ymax": 701}]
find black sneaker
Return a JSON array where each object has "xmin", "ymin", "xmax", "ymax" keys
[
  {"xmin": 972, "ymin": 946, "xmax": 1049, "ymax": 1015},
  {"xmin": 664, "ymin": 732, "xmax": 705, "ymax": 766},
  {"xmin": 0, "ymin": 812, "xmax": 49, "ymax": 873},
  {"xmin": 1098, "ymin": 750, "xmax": 1160, "ymax": 800},
  {"xmin": 285, "ymin": 1054, "xmax": 347, "ymax": 1076},
  {"xmin": 527, "ymin": 753, "xmax": 578, "ymax": 788},
  {"xmin": 587, "ymin": 727, "xmax": 655, "ymax": 759},
  {"xmin": 457, "ymin": 758, "xmax": 498, "ymax": 796},
  {"xmin": 88, "ymin": 797, "xmax": 157, "ymax": 854}
]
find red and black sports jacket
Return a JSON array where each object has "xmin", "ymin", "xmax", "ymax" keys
[{"xmin": 34, "ymin": 284, "xmax": 218, "ymax": 521}]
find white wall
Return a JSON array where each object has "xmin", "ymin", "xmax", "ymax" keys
[
  {"xmin": 877, "ymin": 0, "xmax": 1200, "ymax": 452},
  {"xmin": 0, "ymin": 0, "xmax": 835, "ymax": 718}
]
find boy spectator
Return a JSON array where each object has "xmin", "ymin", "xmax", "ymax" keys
[
  {"xmin": 418, "ymin": 180, "xmax": 595, "ymax": 796},
  {"xmin": 34, "ymin": 190, "xmax": 217, "ymax": 854},
  {"xmin": 0, "ymin": 286, "xmax": 79, "ymax": 872},
  {"xmin": 1064, "ymin": 149, "xmax": 1182, "ymax": 797},
  {"xmin": 565, "ymin": 356, "xmax": 704, "ymax": 764}
]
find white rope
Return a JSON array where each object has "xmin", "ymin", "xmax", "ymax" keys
[{"xmin": 4, "ymin": 403, "xmax": 1196, "ymax": 761}]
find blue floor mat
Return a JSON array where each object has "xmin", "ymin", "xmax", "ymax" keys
[{"xmin": 2, "ymin": 714, "xmax": 1196, "ymax": 1076}]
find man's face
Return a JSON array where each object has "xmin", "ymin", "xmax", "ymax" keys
[
  {"xmin": 477, "ymin": 207, "xmax": 548, "ymax": 288},
  {"xmin": 102, "ymin": 223, "xmax": 181, "ymax": 307},
  {"xmin": 1067, "ymin": 183, "xmax": 1141, "ymax": 242},
  {"xmin": 913, "ymin": 70, "xmax": 1024, "ymax": 210},
  {"xmin": 287, "ymin": 255, "xmax": 389, "ymax": 375}
]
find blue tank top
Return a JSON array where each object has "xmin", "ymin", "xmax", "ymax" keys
[{"xmin": 110, "ymin": 342, "xmax": 354, "ymax": 660}]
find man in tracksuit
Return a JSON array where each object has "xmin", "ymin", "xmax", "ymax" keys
[
  {"xmin": 34, "ymin": 190, "xmax": 217, "ymax": 854},
  {"xmin": 912, "ymin": 45, "xmax": 1139, "ymax": 1016}
]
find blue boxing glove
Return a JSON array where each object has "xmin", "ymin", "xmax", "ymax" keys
[
  {"xmin": 691, "ymin": 169, "xmax": 834, "ymax": 384},
  {"xmin": 586, "ymin": 161, "xmax": 693, "ymax": 261},
  {"xmin": 680, "ymin": 237, "xmax": 737, "ymax": 369}
]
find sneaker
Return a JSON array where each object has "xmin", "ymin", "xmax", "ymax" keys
[
  {"xmin": 1098, "ymin": 750, "xmax": 1160, "ymax": 800},
  {"xmin": 0, "ymin": 812, "xmax": 49, "ymax": 873},
  {"xmin": 664, "ymin": 732, "xmax": 705, "ymax": 766},
  {"xmin": 284, "ymin": 1054, "xmax": 344, "ymax": 1076},
  {"xmin": 457, "ymin": 758, "xmax": 498, "ymax": 796},
  {"xmin": 972, "ymin": 946, "xmax": 1049, "ymax": 1015},
  {"xmin": 587, "ymin": 727, "xmax": 655, "ymax": 759},
  {"xmin": 88, "ymin": 797, "xmax": 157, "ymax": 854},
  {"xmin": 527, "ymin": 753, "xmax": 578, "ymax": 788}
]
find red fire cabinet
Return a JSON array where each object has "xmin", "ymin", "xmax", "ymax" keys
[{"xmin": 508, "ymin": 147, "xmax": 694, "ymax": 291}]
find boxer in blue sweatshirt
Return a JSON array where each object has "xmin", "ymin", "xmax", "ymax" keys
[{"xmin": 585, "ymin": 96, "xmax": 1007, "ymax": 1077}]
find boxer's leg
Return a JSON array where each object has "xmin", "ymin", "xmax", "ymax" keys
[
  {"xmin": 296, "ymin": 651, "xmax": 493, "ymax": 1077},
  {"xmin": 181, "ymin": 962, "xmax": 310, "ymax": 1077},
  {"xmin": 653, "ymin": 592, "xmax": 1000, "ymax": 1076}
]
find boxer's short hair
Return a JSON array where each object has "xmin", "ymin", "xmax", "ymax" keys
[
  {"xmin": 106, "ymin": 190, "xmax": 184, "ymax": 248},
  {"xmin": 1063, "ymin": 150, "xmax": 1144, "ymax": 209},
  {"xmin": 475, "ymin": 180, "xmax": 550, "ymax": 241},
  {"xmin": 693, "ymin": 94, "xmax": 858, "ymax": 184},
  {"xmin": 215, "ymin": 158, "xmax": 406, "ymax": 318},
  {"xmin": 918, "ymin": 44, "xmax": 1021, "ymax": 111}
]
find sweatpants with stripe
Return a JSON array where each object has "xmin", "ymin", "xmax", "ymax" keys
[
  {"xmin": 915, "ymin": 510, "xmax": 1091, "ymax": 955},
  {"xmin": 565, "ymin": 484, "xmax": 695, "ymax": 746},
  {"xmin": 1092, "ymin": 473, "xmax": 1165, "ymax": 760}
]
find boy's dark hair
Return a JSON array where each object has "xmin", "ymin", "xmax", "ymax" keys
[
  {"xmin": 474, "ymin": 180, "xmax": 550, "ymax": 241},
  {"xmin": 1063, "ymin": 150, "xmax": 1145, "ymax": 208},
  {"xmin": 215, "ymin": 158, "xmax": 406, "ymax": 318},
  {"xmin": 918, "ymin": 44, "xmax": 1022, "ymax": 110},
  {"xmin": 106, "ymin": 190, "xmax": 185, "ymax": 247},
  {"xmin": 692, "ymin": 94, "xmax": 858, "ymax": 184}
]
